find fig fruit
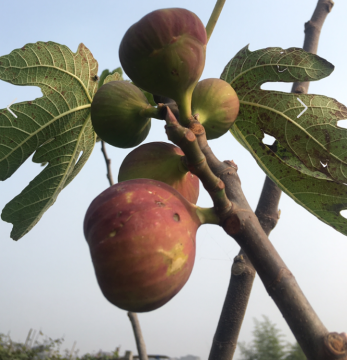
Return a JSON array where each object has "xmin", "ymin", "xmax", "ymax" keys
[
  {"xmin": 91, "ymin": 81, "xmax": 151, "ymax": 148},
  {"xmin": 84, "ymin": 179, "xmax": 202, "ymax": 312},
  {"xmin": 118, "ymin": 142, "xmax": 199, "ymax": 204},
  {"xmin": 119, "ymin": 8, "xmax": 207, "ymax": 123},
  {"xmin": 191, "ymin": 78, "xmax": 240, "ymax": 139}
]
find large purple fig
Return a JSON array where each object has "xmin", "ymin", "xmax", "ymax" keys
[
  {"xmin": 191, "ymin": 78, "xmax": 240, "ymax": 140},
  {"xmin": 118, "ymin": 142, "xmax": 199, "ymax": 204},
  {"xmin": 84, "ymin": 179, "xmax": 202, "ymax": 312},
  {"xmin": 91, "ymin": 81, "xmax": 151, "ymax": 148},
  {"xmin": 119, "ymin": 8, "xmax": 207, "ymax": 122}
]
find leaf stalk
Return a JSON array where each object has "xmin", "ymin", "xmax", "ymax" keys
[{"xmin": 206, "ymin": 0, "xmax": 227, "ymax": 43}]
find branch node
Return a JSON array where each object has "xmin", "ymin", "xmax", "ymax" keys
[
  {"xmin": 267, "ymin": 267, "xmax": 293, "ymax": 290},
  {"xmin": 231, "ymin": 254, "xmax": 246, "ymax": 276},
  {"xmin": 324, "ymin": 332, "xmax": 347, "ymax": 357},
  {"xmin": 305, "ymin": 20, "xmax": 321, "ymax": 33},
  {"xmin": 326, "ymin": 0, "xmax": 334, "ymax": 12},
  {"xmin": 224, "ymin": 159, "xmax": 238, "ymax": 170},
  {"xmin": 293, "ymin": 85, "xmax": 306, "ymax": 94},
  {"xmin": 185, "ymin": 131, "xmax": 196, "ymax": 143},
  {"xmin": 190, "ymin": 115, "xmax": 206, "ymax": 136},
  {"xmin": 223, "ymin": 213, "xmax": 241, "ymax": 235}
]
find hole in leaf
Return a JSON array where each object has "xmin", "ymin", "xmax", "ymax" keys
[
  {"xmin": 337, "ymin": 119, "xmax": 347, "ymax": 129},
  {"xmin": 320, "ymin": 161, "xmax": 328, "ymax": 168},
  {"xmin": 340, "ymin": 210, "xmax": 347, "ymax": 219},
  {"xmin": 262, "ymin": 134, "xmax": 276, "ymax": 146},
  {"xmin": 260, "ymin": 83, "xmax": 291, "ymax": 92},
  {"xmin": 277, "ymin": 65, "xmax": 287, "ymax": 73},
  {"xmin": 280, "ymin": 51, "xmax": 284, "ymax": 54},
  {"xmin": 75, "ymin": 151, "xmax": 83, "ymax": 165}
]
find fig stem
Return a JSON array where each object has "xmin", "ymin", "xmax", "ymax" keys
[
  {"xmin": 177, "ymin": 92, "xmax": 194, "ymax": 127},
  {"xmin": 206, "ymin": 0, "xmax": 227, "ymax": 43},
  {"xmin": 196, "ymin": 206, "xmax": 220, "ymax": 225},
  {"xmin": 140, "ymin": 105, "xmax": 165, "ymax": 120},
  {"xmin": 178, "ymin": 156, "xmax": 190, "ymax": 174}
]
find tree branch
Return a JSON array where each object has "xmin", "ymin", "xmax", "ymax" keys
[
  {"xmin": 208, "ymin": 1, "xmax": 336, "ymax": 358},
  {"xmin": 291, "ymin": 0, "xmax": 334, "ymax": 94},
  {"xmin": 163, "ymin": 107, "xmax": 347, "ymax": 359},
  {"xmin": 100, "ymin": 141, "xmax": 148, "ymax": 360},
  {"xmin": 208, "ymin": 177, "xmax": 281, "ymax": 360}
]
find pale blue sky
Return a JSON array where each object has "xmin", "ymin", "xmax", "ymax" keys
[{"xmin": 1, "ymin": 1, "xmax": 347, "ymax": 359}]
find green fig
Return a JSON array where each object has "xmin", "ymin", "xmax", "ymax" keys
[
  {"xmin": 84, "ymin": 179, "xmax": 202, "ymax": 312},
  {"xmin": 119, "ymin": 8, "xmax": 207, "ymax": 123},
  {"xmin": 91, "ymin": 81, "xmax": 151, "ymax": 148},
  {"xmin": 191, "ymin": 78, "xmax": 240, "ymax": 140},
  {"xmin": 118, "ymin": 142, "xmax": 199, "ymax": 204}
]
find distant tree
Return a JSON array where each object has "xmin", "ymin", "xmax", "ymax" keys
[
  {"xmin": 238, "ymin": 317, "xmax": 306, "ymax": 360},
  {"xmin": 284, "ymin": 343, "xmax": 306, "ymax": 360}
]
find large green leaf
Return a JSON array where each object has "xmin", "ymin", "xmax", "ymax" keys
[
  {"xmin": 222, "ymin": 45, "xmax": 334, "ymax": 91},
  {"xmin": 222, "ymin": 46, "xmax": 347, "ymax": 235},
  {"xmin": 230, "ymin": 125, "xmax": 347, "ymax": 236},
  {"xmin": 0, "ymin": 41, "xmax": 98, "ymax": 240},
  {"xmin": 222, "ymin": 46, "xmax": 347, "ymax": 184}
]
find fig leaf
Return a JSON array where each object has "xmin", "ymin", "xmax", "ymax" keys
[
  {"xmin": 222, "ymin": 46, "xmax": 347, "ymax": 235},
  {"xmin": 231, "ymin": 122, "xmax": 347, "ymax": 236},
  {"xmin": 0, "ymin": 41, "xmax": 98, "ymax": 240},
  {"xmin": 100, "ymin": 67, "xmax": 123, "ymax": 87}
]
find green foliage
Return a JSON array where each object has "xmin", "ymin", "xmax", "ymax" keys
[
  {"xmin": 0, "ymin": 332, "xmax": 120, "ymax": 360},
  {"xmin": 221, "ymin": 46, "xmax": 347, "ymax": 236},
  {"xmin": 238, "ymin": 316, "xmax": 306, "ymax": 360},
  {"xmin": 0, "ymin": 332, "xmax": 65, "ymax": 360},
  {"xmin": 98, "ymin": 68, "xmax": 123, "ymax": 88},
  {"xmin": 285, "ymin": 343, "xmax": 306, "ymax": 360},
  {"xmin": 0, "ymin": 41, "xmax": 98, "ymax": 240}
]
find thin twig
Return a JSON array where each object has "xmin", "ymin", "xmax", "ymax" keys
[
  {"xmin": 206, "ymin": 0, "xmax": 227, "ymax": 43},
  {"xmin": 100, "ymin": 140, "xmax": 148, "ymax": 360},
  {"xmin": 292, "ymin": 0, "xmax": 334, "ymax": 94},
  {"xmin": 128, "ymin": 312, "xmax": 148, "ymax": 360},
  {"xmin": 101, "ymin": 140, "xmax": 114, "ymax": 186}
]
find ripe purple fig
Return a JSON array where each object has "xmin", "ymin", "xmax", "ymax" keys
[
  {"xmin": 91, "ymin": 81, "xmax": 151, "ymax": 148},
  {"xmin": 119, "ymin": 8, "xmax": 207, "ymax": 122},
  {"xmin": 84, "ymin": 179, "xmax": 203, "ymax": 312},
  {"xmin": 191, "ymin": 78, "xmax": 240, "ymax": 139},
  {"xmin": 118, "ymin": 142, "xmax": 199, "ymax": 204}
]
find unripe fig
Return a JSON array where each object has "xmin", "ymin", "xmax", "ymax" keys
[
  {"xmin": 119, "ymin": 8, "xmax": 207, "ymax": 122},
  {"xmin": 84, "ymin": 179, "xmax": 202, "ymax": 312},
  {"xmin": 191, "ymin": 78, "xmax": 240, "ymax": 140},
  {"xmin": 91, "ymin": 81, "xmax": 151, "ymax": 148},
  {"xmin": 118, "ymin": 142, "xmax": 199, "ymax": 204}
]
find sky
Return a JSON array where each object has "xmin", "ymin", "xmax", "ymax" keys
[{"xmin": 1, "ymin": 0, "xmax": 347, "ymax": 359}]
